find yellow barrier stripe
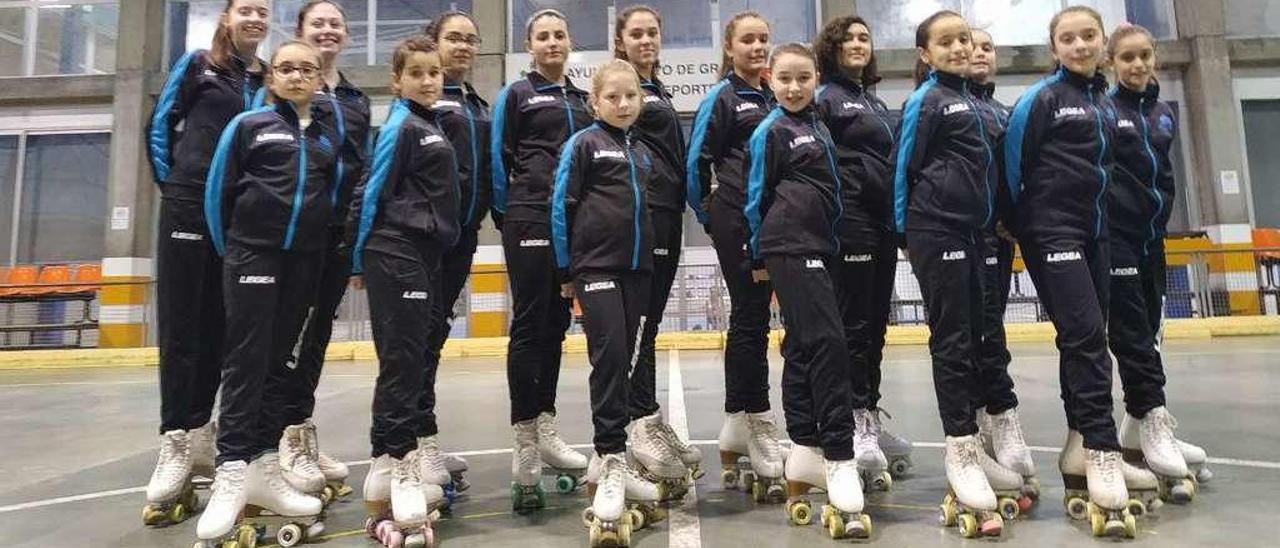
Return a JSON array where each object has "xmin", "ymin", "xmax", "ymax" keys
[{"xmin": 3, "ymin": 316, "xmax": 1278, "ymax": 370}]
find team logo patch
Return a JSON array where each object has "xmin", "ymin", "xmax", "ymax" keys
[
  {"xmin": 943, "ymin": 103, "xmax": 970, "ymax": 116},
  {"xmin": 238, "ymin": 275, "xmax": 276, "ymax": 285},
  {"xmin": 942, "ymin": 250, "xmax": 966, "ymax": 261},
  {"xmin": 1046, "ymin": 251, "xmax": 1083, "ymax": 263},
  {"xmin": 790, "ymin": 134, "xmax": 816, "ymax": 149},
  {"xmin": 654, "ymin": 248, "xmax": 670, "ymax": 256},
  {"xmin": 1118, "ymin": 119, "xmax": 1135, "ymax": 129},
  {"xmin": 594, "ymin": 149, "xmax": 625, "ymax": 161},
  {"xmin": 584, "ymin": 281, "xmax": 617, "ymax": 293},
  {"xmin": 527, "ymin": 95, "xmax": 556, "ymax": 106},
  {"xmin": 402, "ymin": 290, "xmax": 429, "ymax": 300},
  {"xmin": 843, "ymin": 253, "xmax": 872, "ymax": 263},
  {"xmin": 520, "ymin": 239, "xmax": 550, "ymax": 248},
  {"xmin": 433, "ymin": 100, "xmax": 462, "ymax": 108},
  {"xmin": 255, "ymin": 132, "xmax": 294, "ymax": 144},
  {"xmin": 1111, "ymin": 267, "xmax": 1139, "ymax": 276},
  {"xmin": 735, "ymin": 102, "xmax": 759, "ymax": 113},
  {"xmin": 843, "ymin": 101, "xmax": 866, "ymax": 111},
  {"xmin": 985, "ymin": 256, "xmax": 999, "ymax": 266},
  {"xmin": 644, "ymin": 95, "xmax": 663, "ymax": 104},
  {"xmin": 1055, "ymin": 106, "xmax": 1087, "ymax": 120},
  {"xmin": 419, "ymin": 135, "xmax": 444, "ymax": 146},
  {"xmin": 805, "ymin": 259, "xmax": 825, "ymax": 270},
  {"xmin": 170, "ymin": 231, "xmax": 204, "ymax": 241}
]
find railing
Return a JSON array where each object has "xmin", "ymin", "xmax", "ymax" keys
[{"xmin": 3, "ymin": 247, "xmax": 1279, "ymax": 349}]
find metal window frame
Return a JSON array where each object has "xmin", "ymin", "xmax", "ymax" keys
[{"xmin": 0, "ymin": 0, "xmax": 118, "ymax": 76}]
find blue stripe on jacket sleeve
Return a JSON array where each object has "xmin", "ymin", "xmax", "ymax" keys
[
  {"xmin": 744, "ymin": 108, "xmax": 784, "ymax": 261},
  {"xmin": 551, "ymin": 126, "xmax": 593, "ymax": 270},
  {"xmin": 1004, "ymin": 74, "xmax": 1058, "ymax": 205},
  {"xmin": 204, "ymin": 109, "xmax": 260, "ymax": 256},
  {"xmin": 685, "ymin": 80, "xmax": 730, "ymax": 225},
  {"xmin": 490, "ymin": 84, "xmax": 513, "ymax": 214},
  {"xmin": 893, "ymin": 79, "xmax": 934, "ymax": 233},
  {"xmin": 148, "ymin": 50, "xmax": 197, "ymax": 184},
  {"xmin": 352, "ymin": 100, "xmax": 410, "ymax": 274}
]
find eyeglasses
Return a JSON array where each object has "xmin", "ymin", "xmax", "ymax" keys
[
  {"xmin": 273, "ymin": 63, "xmax": 320, "ymax": 79},
  {"xmin": 443, "ymin": 32, "xmax": 482, "ymax": 46}
]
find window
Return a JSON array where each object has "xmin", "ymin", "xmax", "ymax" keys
[
  {"xmin": 1243, "ymin": 100, "xmax": 1280, "ymax": 229},
  {"xmin": 12, "ymin": 133, "xmax": 111, "ymax": 264},
  {"xmin": 0, "ymin": 1, "xmax": 117, "ymax": 76},
  {"xmin": 0, "ymin": 136, "xmax": 17, "ymax": 263},
  {"xmin": 860, "ymin": 0, "xmax": 1173, "ymax": 49},
  {"xmin": 1226, "ymin": 0, "xmax": 1280, "ymax": 38},
  {"xmin": 167, "ymin": 0, "xmax": 470, "ymax": 67},
  {"xmin": 509, "ymin": 0, "xmax": 818, "ymax": 52}
]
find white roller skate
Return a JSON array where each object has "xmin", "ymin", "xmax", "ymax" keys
[
  {"xmin": 194, "ymin": 454, "xmax": 324, "ymax": 548},
  {"xmin": 979, "ymin": 408, "xmax": 1040, "ymax": 504},
  {"xmin": 584, "ymin": 452, "xmax": 663, "ymax": 545},
  {"xmin": 782, "ymin": 445, "xmax": 872, "ymax": 539},
  {"xmin": 718, "ymin": 412, "xmax": 786, "ymax": 502},
  {"xmin": 647, "ymin": 415, "xmax": 704, "ymax": 479},
  {"xmin": 301, "ymin": 419, "xmax": 351, "ymax": 503},
  {"xmin": 416, "ymin": 436, "xmax": 458, "ymax": 507},
  {"xmin": 938, "ymin": 435, "xmax": 1003, "ymax": 538},
  {"xmin": 144, "ymin": 430, "xmax": 199, "ymax": 526},
  {"xmin": 1120, "ymin": 407, "xmax": 1196, "ymax": 504},
  {"xmin": 443, "ymin": 453, "xmax": 469, "ymax": 492},
  {"xmin": 1178, "ymin": 438, "xmax": 1212, "ymax": 483},
  {"xmin": 280, "ymin": 423, "xmax": 326, "ymax": 495},
  {"xmin": 191, "ymin": 422, "xmax": 218, "ymax": 482},
  {"xmin": 628, "ymin": 413, "xmax": 693, "ymax": 502},
  {"xmin": 978, "ymin": 443, "xmax": 1037, "ymax": 520},
  {"xmin": 1084, "ymin": 448, "xmax": 1138, "ymax": 538},
  {"xmin": 853, "ymin": 408, "xmax": 891, "ymax": 491},
  {"xmin": 1060, "ymin": 429, "xmax": 1155, "ymax": 524},
  {"xmin": 537, "ymin": 412, "xmax": 588, "ymax": 494},
  {"xmin": 363, "ymin": 452, "xmax": 443, "ymax": 548},
  {"xmin": 511, "ymin": 419, "xmax": 546, "ymax": 513},
  {"xmin": 872, "ymin": 408, "xmax": 913, "ymax": 478}
]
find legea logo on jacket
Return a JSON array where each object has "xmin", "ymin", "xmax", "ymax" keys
[
  {"xmin": 433, "ymin": 100, "xmax": 462, "ymax": 109},
  {"xmin": 593, "ymin": 149, "xmax": 625, "ymax": 161},
  {"xmin": 644, "ymin": 95, "xmax": 663, "ymax": 104},
  {"xmin": 238, "ymin": 275, "xmax": 276, "ymax": 285},
  {"xmin": 942, "ymin": 250, "xmax": 966, "ymax": 261},
  {"xmin": 843, "ymin": 253, "xmax": 872, "ymax": 263},
  {"xmin": 790, "ymin": 135, "xmax": 816, "ymax": 149},
  {"xmin": 1054, "ymin": 107, "xmax": 1087, "ymax": 120},
  {"xmin": 584, "ymin": 281, "xmax": 617, "ymax": 293},
  {"xmin": 1046, "ymin": 251, "xmax": 1083, "ymax": 263},
  {"xmin": 527, "ymin": 95, "xmax": 556, "ymax": 106},
  {"xmin": 1111, "ymin": 267, "xmax": 1139, "ymax": 276},
  {"xmin": 943, "ymin": 103, "xmax": 970, "ymax": 116},
  {"xmin": 805, "ymin": 259, "xmax": 825, "ymax": 270},
  {"xmin": 1117, "ymin": 119, "xmax": 1135, "ymax": 129},
  {"xmin": 402, "ymin": 291, "xmax": 428, "ymax": 300},
  {"xmin": 419, "ymin": 135, "xmax": 444, "ymax": 147},
  {"xmin": 735, "ymin": 102, "xmax": 759, "ymax": 113},
  {"xmin": 255, "ymin": 132, "xmax": 295, "ymax": 144},
  {"xmin": 842, "ymin": 101, "xmax": 865, "ymax": 110}
]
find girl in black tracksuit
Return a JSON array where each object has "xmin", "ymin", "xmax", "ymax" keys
[
  {"xmin": 812, "ymin": 16, "xmax": 899, "ymax": 463},
  {"xmin": 146, "ymin": 9, "xmax": 265, "ymax": 449},
  {"xmin": 204, "ymin": 42, "xmax": 338, "ymax": 470},
  {"xmin": 551, "ymin": 61, "xmax": 655, "ymax": 470},
  {"xmin": 1004, "ymin": 14, "xmax": 1121, "ymax": 455},
  {"xmin": 279, "ymin": 0, "xmax": 373, "ymax": 459},
  {"xmin": 687, "ymin": 12, "xmax": 776, "ymax": 430},
  {"xmin": 491, "ymin": 12, "xmax": 592, "ymax": 439}
]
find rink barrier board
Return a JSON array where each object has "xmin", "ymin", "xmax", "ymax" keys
[{"xmin": 1, "ymin": 316, "xmax": 1278, "ymax": 370}]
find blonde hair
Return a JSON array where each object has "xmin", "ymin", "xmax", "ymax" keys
[{"xmin": 590, "ymin": 59, "xmax": 642, "ymax": 97}]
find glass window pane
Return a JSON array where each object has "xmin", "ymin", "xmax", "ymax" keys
[
  {"xmin": 1226, "ymin": 0, "xmax": 1280, "ymax": 38},
  {"xmin": 511, "ymin": 0, "xmax": 610, "ymax": 52},
  {"xmin": 0, "ymin": 8, "xmax": 25, "ymax": 77},
  {"xmin": 16, "ymin": 133, "xmax": 111, "ymax": 264},
  {"xmin": 1125, "ymin": 0, "xmax": 1176, "ymax": 39},
  {"xmin": 1243, "ymin": 100, "xmax": 1280, "ymax": 229},
  {"xmin": 375, "ymin": 23, "xmax": 425, "ymax": 63},
  {"xmin": 861, "ymin": 0, "xmax": 1151, "ymax": 48},
  {"xmin": 0, "ymin": 136, "xmax": 17, "ymax": 264},
  {"xmin": 619, "ymin": 1, "xmax": 713, "ymax": 49},
  {"xmin": 33, "ymin": 3, "xmax": 118, "ymax": 75},
  {"xmin": 717, "ymin": 0, "xmax": 817, "ymax": 44},
  {"xmin": 378, "ymin": 0, "xmax": 471, "ymax": 21}
]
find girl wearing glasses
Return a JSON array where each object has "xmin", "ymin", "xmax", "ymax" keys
[
  {"xmin": 144, "ymin": 0, "xmax": 268, "ymax": 528},
  {"xmin": 196, "ymin": 39, "xmax": 339, "ymax": 546}
]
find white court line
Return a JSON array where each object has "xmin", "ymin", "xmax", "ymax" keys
[
  {"xmin": 666, "ymin": 349, "xmax": 702, "ymax": 548},
  {"xmin": 4, "ymin": 437, "xmax": 1279, "ymax": 515}
]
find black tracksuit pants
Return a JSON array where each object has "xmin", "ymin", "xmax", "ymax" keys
[
  {"xmin": 156, "ymin": 198, "xmax": 224, "ymax": 434},
  {"xmin": 217, "ymin": 243, "xmax": 324, "ymax": 464},
  {"xmin": 1108, "ymin": 238, "xmax": 1168, "ymax": 418},
  {"xmin": 977, "ymin": 235, "xmax": 1019, "ymax": 414},
  {"xmin": 276, "ymin": 226, "xmax": 349, "ymax": 428},
  {"xmin": 416, "ymin": 227, "xmax": 479, "ymax": 432},
  {"xmin": 708, "ymin": 198, "xmax": 772, "ymax": 414},
  {"xmin": 830, "ymin": 230, "xmax": 897, "ymax": 411},
  {"xmin": 365, "ymin": 239, "xmax": 444, "ymax": 458},
  {"xmin": 907, "ymin": 229, "xmax": 985, "ymax": 437},
  {"xmin": 577, "ymin": 270, "xmax": 650, "ymax": 456},
  {"xmin": 1021, "ymin": 235, "xmax": 1120, "ymax": 451},
  {"xmin": 502, "ymin": 219, "xmax": 572, "ymax": 424},
  {"xmin": 629, "ymin": 209, "xmax": 682, "ymax": 420},
  {"xmin": 768, "ymin": 255, "xmax": 854, "ymax": 461}
]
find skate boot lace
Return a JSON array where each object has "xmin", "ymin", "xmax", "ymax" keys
[
  {"xmin": 600, "ymin": 456, "xmax": 626, "ymax": 500},
  {"xmin": 211, "ymin": 462, "xmax": 246, "ymax": 504},
  {"xmin": 956, "ymin": 438, "xmax": 981, "ymax": 471},
  {"xmin": 418, "ymin": 437, "xmax": 449, "ymax": 480},
  {"xmin": 1090, "ymin": 450, "xmax": 1120, "ymax": 482},
  {"xmin": 285, "ymin": 428, "xmax": 321, "ymax": 475},
  {"xmin": 394, "ymin": 451, "xmax": 423, "ymax": 487},
  {"xmin": 301, "ymin": 421, "xmax": 321, "ymax": 461},
  {"xmin": 1144, "ymin": 408, "xmax": 1179, "ymax": 448},
  {"xmin": 652, "ymin": 421, "xmax": 694, "ymax": 454},
  {"xmin": 992, "ymin": 409, "xmax": 1028, "ymax": 450},
  {"xmin": 155, "ymin": 432, "xmax": 191, "ymax": 483},
  {"xmin": 853, "ymin": 410, "xmax": 878, "ymax": 449},
  {"xmin": 644, "ymin": 421, "xmax": 681, "ymax": 461},
  {"xmin": 747, "ymin": 415, "xmax": 782, "ymax": 463},
  {"xmin": 538, "ymin": 415, "xmax": 575, "ymax": 454}
]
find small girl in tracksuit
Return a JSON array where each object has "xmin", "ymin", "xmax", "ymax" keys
[
  {"xmin": 345, "ymin": 37, "xmax": 460, "ymax": 540},
  {"xmin": 551, "ymin": 59, "xmax": 660, "ymax": 530},
  {"xmin": 744, "ymin": 43, "xmax": 869, "ymax": 536}
]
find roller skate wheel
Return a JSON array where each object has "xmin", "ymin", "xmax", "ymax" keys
[
  {"xmin": 588, "ymin": 522, "xmax": 601, "ymax": 547},
  {"xmin": 556, "ymin": 474, "xmax": 578, "ymax": 494},
  {"xmin": 721, "ymin": 469, "xmax": 739, "ymax": 490},
  {"xmin": 1088, "ymin": 504, "xmax": 1106, "ymax": 537},
  {"xmin": 629, "ymin": 508, "xmax": 646, "ymax": 530},
  {"xmin": 741, "ymin": 470, "xmax": 757, "ymax": 488},
  {"xmin": 1123, "ymin": 512, "xmax": 1138, "ymax": 538},
  {"xmin": 957, "ymin": 513, "xmax": 978, "ymax": 538},
  {"xmin": 581, "ymin": 507, "xmax": 595, "ymax": 528},
  {"xmin": 1017, "ymin": 494, "xmax": 1035, "ymax": 513},
  {"xmin": 1065, "ymin": 496, "xmax": 1089, "ymax": 521},
  {"xmin": 276, "ymin": 523, "xmax": 303, "ymax": 547},
  {"xmin": 1025, "ymin": 475, "xmax": 1042, "ymax": 496},
  {"xmin": 889, "ymin": 458, "xmax": 910, "ymax": 477},
  {"xmin": 825, "ymin": 511, "xmax": 845, "ymax": 539},
  {"xmin": 765, "ymin": 481, "xmax": 785, "ymax": 503},
  {"xmin": 857, "ymin": 513, "xmax": 873, "ymax": 538},
  {"xmin": 876, "ymin": 471, "xmax": 893, "ymax": 491},
  {"xmin": 750, "ymin": 481, "xmax": 765, "ymax": 502},
  {"xmin": 1126, "ymin": 498, "xmax": 1147, "ymax": 519},
  {"xmin": 142, "ymin": 505, "xmax": 164, "ymax": 526},
  {"xmin": 939, "ymin": 493, "xmax": 957, "ymax": 527},
  {"xmin": 236, "ymin": 524, "xmax": 259, "ymax": 548},
  {"xmin": 1195, "ymin": 466, "xmax": 1213, "ymax": 483},
  {"xmin": 787, "ymin": 500, "xmax": 812, "ymax": 526},
  {"xmin": 997, "ymin": 497, "xmax": 1020, "ymax": 520},
  {"xmin": 307, "ymin": 521, "xmax": 325, "ymax": 538},
  {"xmin": 1170, "ymin": 478, "xmax": 1194, "ymax": 504},
  {"xmin": 320, "ymin": 486, "xmax": 334, "ymax": 504}
]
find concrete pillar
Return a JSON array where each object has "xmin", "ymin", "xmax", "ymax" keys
[
  {"xmin": 1174, "ymin": 0, "xmax": 1259, "ymax": 315},
  {"xmin": 466, "ymin": 0, "xmax": 510, "ymax": 337},
  {"xmin": 826, "ymin": 0, "xmax": 855, "ymax": 19},
  {"xmin": 100, "ymin": 0, "xmax": 165, "ymax": 347}
]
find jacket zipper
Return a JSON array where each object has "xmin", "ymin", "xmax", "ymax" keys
[
  {"xmin": 284, "ymin": 107, "xmax": 308, "ymax": 250},
  {"xmin": 625, "ymin": 134, "xmax": 643, "ymax": 271}
]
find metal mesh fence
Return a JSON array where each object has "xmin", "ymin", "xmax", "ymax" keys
[{"xmin": 1, "ymin": 247, "xmax": 1278, "ymax": 349}]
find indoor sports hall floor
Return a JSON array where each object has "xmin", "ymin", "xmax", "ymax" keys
[{"xmin": 2, "ymin": 337, "xmax": 1277, "ymax": 547}]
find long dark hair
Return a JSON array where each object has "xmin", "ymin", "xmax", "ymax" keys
[
  {"xmin": 720, "ymin": 11, "xmax": 768, "ymax": 79},
  {"xmin": 912, "ymin": 10, "xmax": 963, "ymax": 87},
  {"xmin": 210, "ymin": 0, "xmax": 246, "ymax": 70},
  {"xmin": 814, "ymin": 15, "xmax": 879, "ymax": 87},
  {"xmin": 424, "ymin": 9, "xmax": 478, "ymax": 42},
  {"xmin": 613, "ymin": 4, "xmax": 663, "ymax": 77}
]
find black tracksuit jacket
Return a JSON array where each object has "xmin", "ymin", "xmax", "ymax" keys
[
  {"xmin": 1107, "ymin": 82, "xmax": 1176, "ymax": 254},
  {"xmin": 815, "ymin": 75, "xmax": 896, "ymax": 243},
  {"xmin": 686, "ymin": 72, "xmax": 776, "ymax": 225}
]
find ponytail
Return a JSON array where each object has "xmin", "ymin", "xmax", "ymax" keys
[
  {"xmin": 719, "ymin": 11, "xmax": 768, "ymax": 79},
  {"xmin": 912, "ymin": 10, "xmax": 961, "ymax": 88},
  {"xmin": 209, "ymin": 1, "xmax": 238, "ymax": 71}
]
